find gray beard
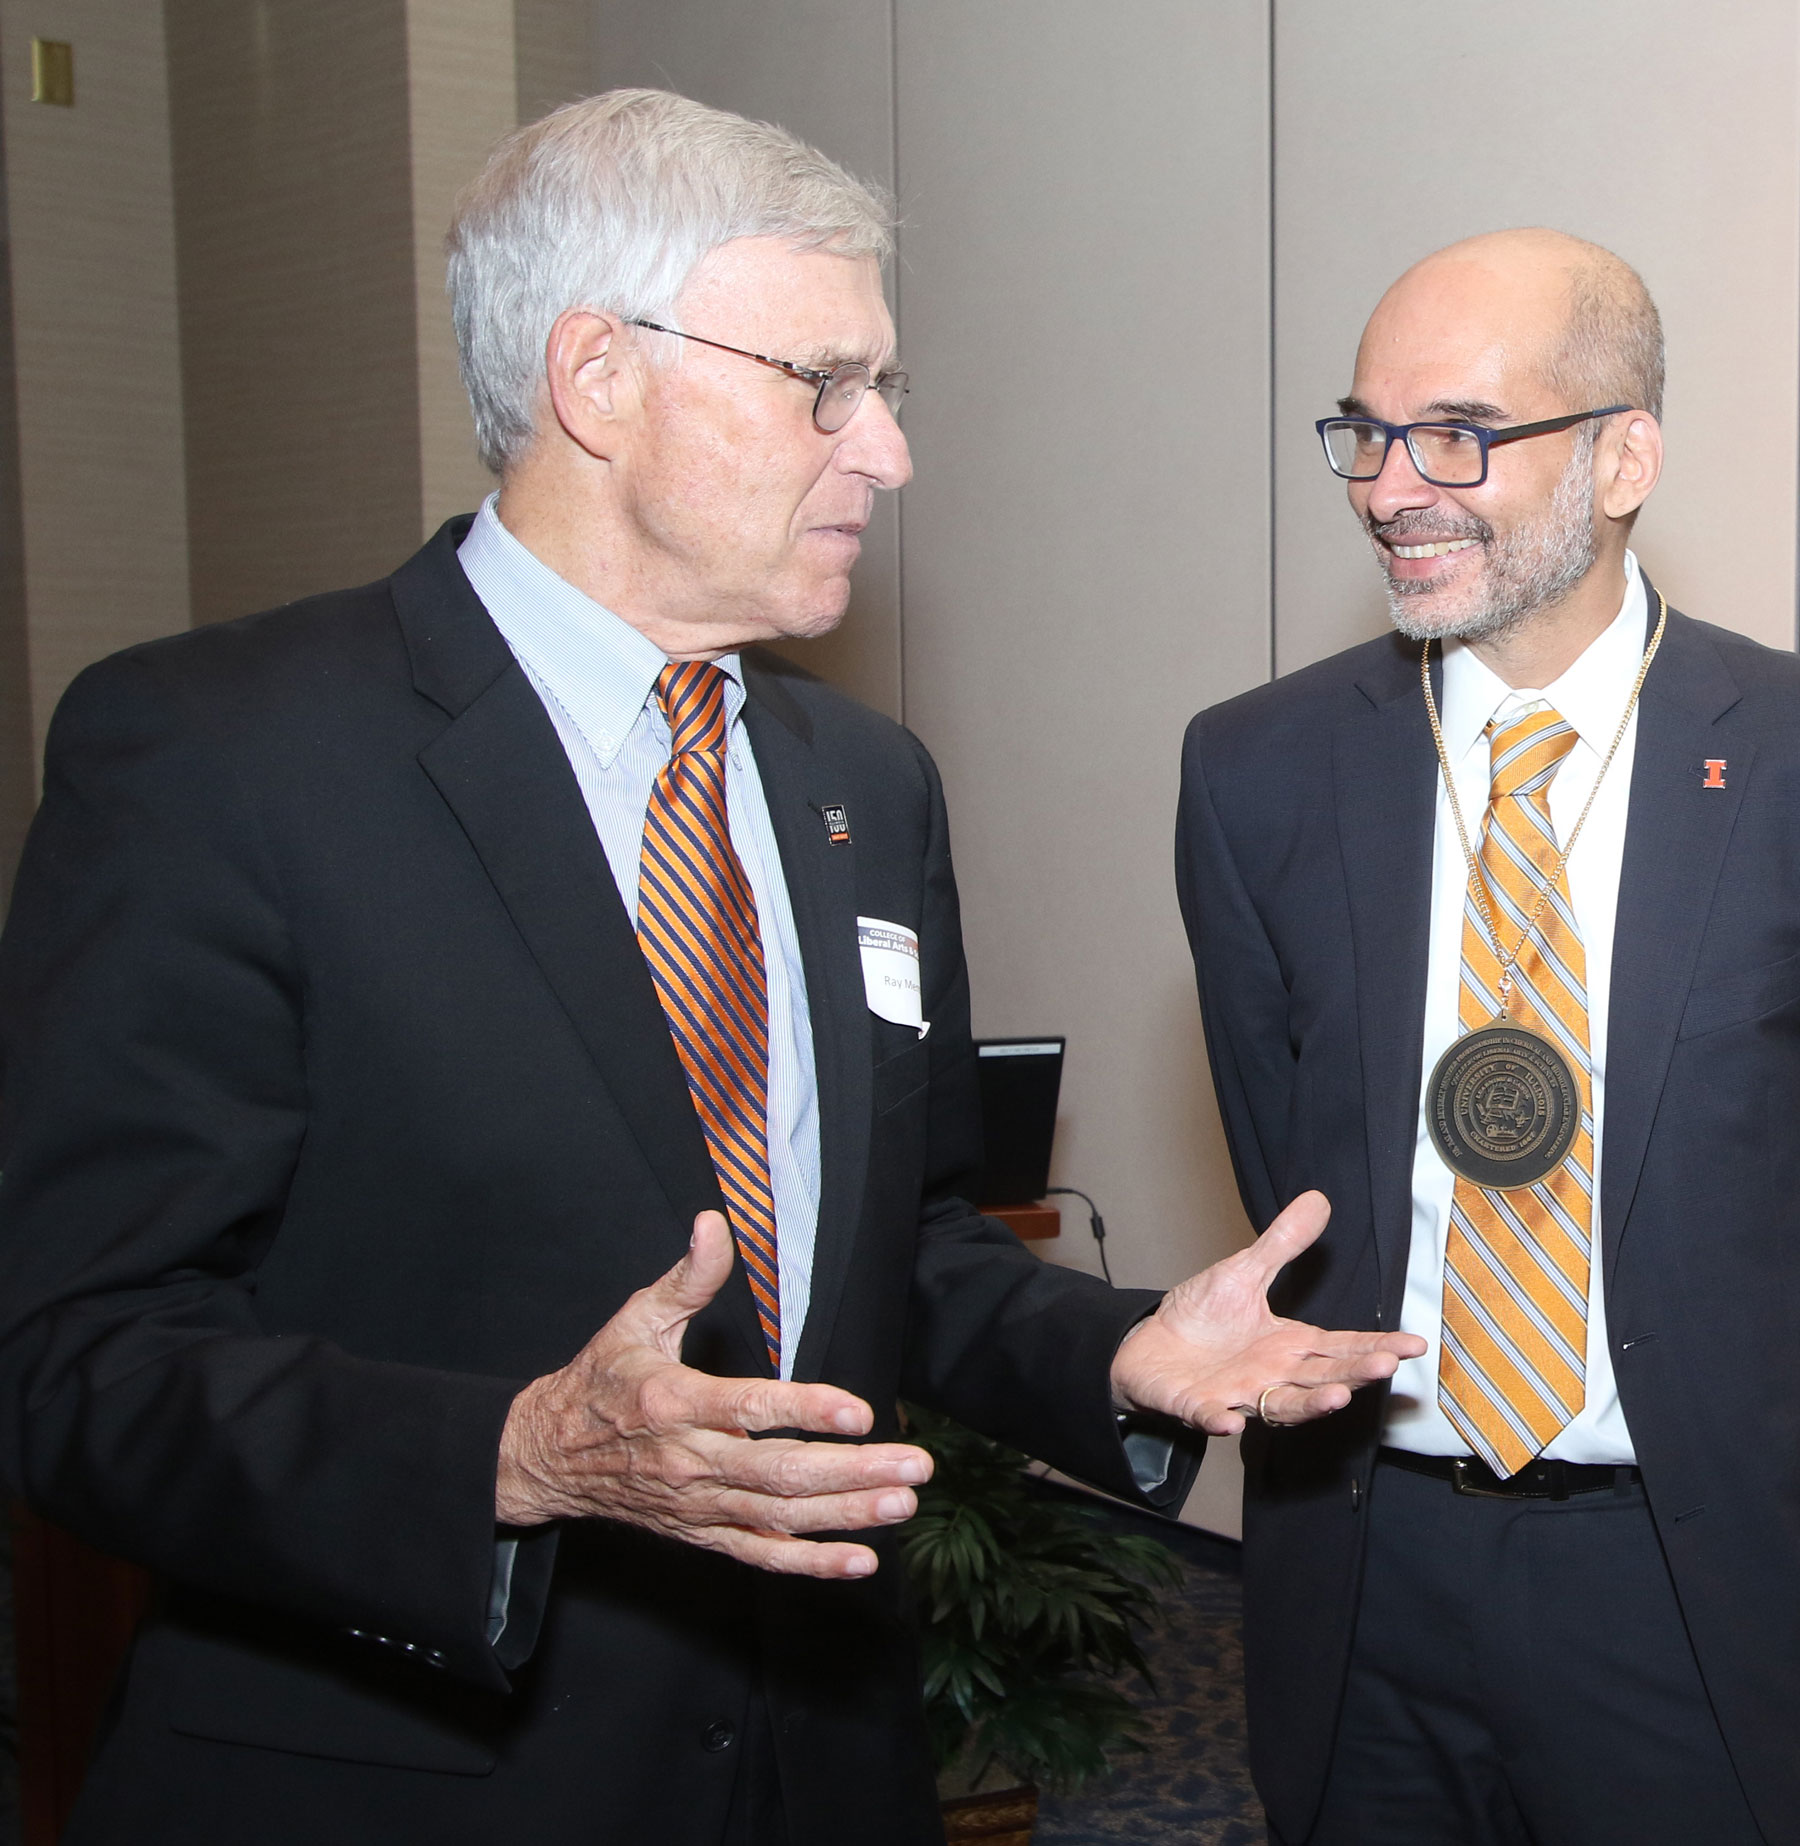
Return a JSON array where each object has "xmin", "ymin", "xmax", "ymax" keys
[{"xmin": 1375, "ymin": 431, "xmax": 1599, "ymax": 644}]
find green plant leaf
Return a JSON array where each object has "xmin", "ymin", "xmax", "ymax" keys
[{"xmin": 901, "ymin": 1403, "xmax": 1184, "ymax": 1786}]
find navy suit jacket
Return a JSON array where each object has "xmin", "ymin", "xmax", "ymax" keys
[
  {"xmin": 0, "ymin": 519, "xmax": 1192, "ymax": 1845},
  {"xmin": 1178, "ymin": 594, "xmax": 1800, "ymax": 1845}
]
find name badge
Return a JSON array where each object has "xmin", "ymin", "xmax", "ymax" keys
[{"xmin": 857, "ymin": 917, "xmax": 929, "ymax": 1038}]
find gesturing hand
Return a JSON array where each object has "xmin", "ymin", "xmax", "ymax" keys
[
  {"xmin": 1109, "ymin": 1191, "xmax": 1426, "ymax": 1436},
  {"xmin": 495, "ymin": 1212, "xmax": 933, "ymax": 1579}
]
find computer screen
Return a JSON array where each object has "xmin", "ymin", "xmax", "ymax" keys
[{"xmin": 971, "ymin": 1037, "xmax": 1065, "ymax": 1207}]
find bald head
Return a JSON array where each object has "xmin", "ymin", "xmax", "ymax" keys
[{"xmin": 1370, "ymin": 228, "xmax": 1663, "ymax": 422}]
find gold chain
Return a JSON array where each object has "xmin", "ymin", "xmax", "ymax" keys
[{"xmin": 1420, "ymin": 590, "xmax": 1667, "ymax": 1011}]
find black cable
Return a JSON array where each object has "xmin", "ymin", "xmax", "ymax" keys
[{"xmin": 1046, "ymin": 1186, "xmax": 1112, "ymax": 1285}]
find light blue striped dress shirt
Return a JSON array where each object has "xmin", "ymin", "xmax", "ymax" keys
[{"xmin": 457, "ymin": 497, "xmax": 821, "ymax": 1378}]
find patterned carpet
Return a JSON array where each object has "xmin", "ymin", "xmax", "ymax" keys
[{"xmin": 1032, "ymin": 1497, "xmax": 1266, "ymax": 1846}]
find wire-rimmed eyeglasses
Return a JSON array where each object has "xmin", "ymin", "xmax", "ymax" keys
[
  {"xmin": 627, "ymin": 319, "xmax": 908, "ymax": 434},
  {"xmin": 1316, "ymin": 404, "xmax": 1630, "ymax": 488}
]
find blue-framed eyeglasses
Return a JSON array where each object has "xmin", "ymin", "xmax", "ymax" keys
[
  {"xmin": 1316, "ymin": 405, "xmax": 1630, "ymax": 488},
  {"xmin": 627, "ymin": 319, "xmax": 908, "ymax": 434}
]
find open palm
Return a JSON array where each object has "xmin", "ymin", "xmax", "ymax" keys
[{"xmin": 1110, "ymin": 1191, "xmax": 1426, "ymax": 1435}]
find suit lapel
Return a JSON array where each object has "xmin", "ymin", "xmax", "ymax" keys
[
  {"xmin": 740, "ymin": 656, "xmax": 873, "ymax": 1385},
  {"xmin": 414, "ymin": 670, "xmax": 723, "ymax": 1222},
  {"xmin": 1602, "ymin": 603, "xmax": 1747, "ymax": 1286},
  {"xmin": 390, "ymin": 524, "xmax": 769, "ymax": 1375},
  {"xmin": 1335, "ymin": 639, "xmax": 1441, "ymax": 1301}
]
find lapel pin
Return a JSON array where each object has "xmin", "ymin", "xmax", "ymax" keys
[
  {"xmin": 820, "ymin": 803, "xmax": 851, "ymax": 845},
  {"xmin": 1702, "ymin": 759, "xmax": 1727, "ymax": 790}
]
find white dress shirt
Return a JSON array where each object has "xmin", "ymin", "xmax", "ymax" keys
[
  {"xmin": 456, "ymin": 496, "xmax": 821, "ymax": 1379},
  {"xmin": 1384, "ymin": 551, "xmax": 1651, "ymax": 1463}
]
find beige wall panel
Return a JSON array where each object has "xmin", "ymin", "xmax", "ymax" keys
[
  {"xmin": 0, "ymin": 0, "xmax": 187, "ymax": 761},
  {"xmin": 1274, "ymin": 0, "xmax": 1800, "ymax": 674},
  {"xmin": 587, "ymin": 0, "xmax": 902, "ymax": 719},
  {"xmin": 406, "ymin": 0, "xmax": 516, "ymax": 535},
  {"xmin": 517, "ymin": 0, "xmax": 593, "ymax": 124},
  {"xmin": 168, "ymin": 0, "xmax": 420, "ymax": 627},
  {"xmin": 895, "ymin": 1, "xmax": 1272, "ymax": 1533}
]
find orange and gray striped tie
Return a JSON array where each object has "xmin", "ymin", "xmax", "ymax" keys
[
  {"xmin": 637, "ymin": 660, "xmax": 781, "ymax": 1368},
  {"xmin": 1439, "ymin": 706, "xmax": 1591, "ymax": 1477}
]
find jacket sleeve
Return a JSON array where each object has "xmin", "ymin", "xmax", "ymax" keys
[
  {"xmin": 894, "ymin": 733, "xmax": 1204, "ymax": 1508},
  {"xmin": 0, "ymin": 651, "xmax": 526, "ymax": 1691},
  {"xmin": 1175, "ymin": 711, "xmax": 1295, "ymax": 1238}
]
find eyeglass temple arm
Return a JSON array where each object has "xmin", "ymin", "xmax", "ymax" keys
[
  {"xmin": 630, "ymin": 319, "xmax": 795, "ymax": 371},
  {"xmin": 632, "ymin": 318, "xmax": 899, "ymax": 389},
  {"xmin": 1486, "ymin": 405, "xmax": 1632, "ymax": 448}
]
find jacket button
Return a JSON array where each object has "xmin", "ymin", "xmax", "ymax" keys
[{"xmin": 701, "ymin": 1719, "xmax": 736, "ymax": 1753}]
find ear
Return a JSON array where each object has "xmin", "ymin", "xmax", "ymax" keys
[
  {"xmin": 543, "ymin": 309, "xmax": 638, "ymax": 461},
  {"xmin": 1598, "ymin": 411, "xmax": 1663, "ymax": 522}
]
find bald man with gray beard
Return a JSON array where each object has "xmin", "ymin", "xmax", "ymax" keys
[{"xmin": 1180, "ymin": 230, "xmax": 1790, "ymax": 1844}]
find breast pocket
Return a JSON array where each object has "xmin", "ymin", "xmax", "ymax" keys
[
  {"xmin": 1677, "ymin": 950, "xmax": 1800, "ymax": 1040},
  {"xmin": 871, "ymin": 1039, "xmax": 931, "ymax": 1116}
]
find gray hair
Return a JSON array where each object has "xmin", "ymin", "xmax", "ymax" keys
[{"xmin": 446, "ymin": 88, "xmax": 895, "ymax": 475}]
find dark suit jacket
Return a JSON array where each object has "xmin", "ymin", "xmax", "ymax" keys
[
  {"xmin": 0, "ymin": 519, "xmax": 1190, "ymax": 1845},
  {"xmin": 1178, "ymin": 596, "xmax": 1800, "ymax": 1846}
]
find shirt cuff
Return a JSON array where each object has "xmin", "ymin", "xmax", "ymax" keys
[
  {"xmin": 1119, "ymin": 1417, "xmax": 1177, "ymax": 1495},
  {"xmin": 486, "ymin": 1535, "xmax": 519, "ymax": 1647}
]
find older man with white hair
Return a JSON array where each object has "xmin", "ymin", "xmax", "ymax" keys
[{"xmin": 0, "ymin": 91, "xmax": 1416, "ymax": 1845}]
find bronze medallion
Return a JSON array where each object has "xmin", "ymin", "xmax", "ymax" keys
[{"xmin": 1427, "ymin": 1023, "xmax": 1580, "ymax": 1191}]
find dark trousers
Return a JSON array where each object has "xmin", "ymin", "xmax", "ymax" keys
[{"xmin": 1283, "ymin": 1458, "xmax": 1764, "ymax": 1846}]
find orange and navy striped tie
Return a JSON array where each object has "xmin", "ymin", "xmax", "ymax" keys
[
  {"xmin": 1439, "ymin": 706, "xmax": 1592, "ymax": 1478},
  {"xmin": 637, "ymin": 661, "xmax": 781, "ymax": 1367}
]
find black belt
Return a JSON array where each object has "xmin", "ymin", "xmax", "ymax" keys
[{"xmin": 1378, "ymin": 1446, "xmax": 1640, "ymax": 1501}]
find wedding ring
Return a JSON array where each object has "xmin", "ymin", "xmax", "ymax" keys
[{"xmin": 1257, "ymin": 1384, "xmax": 1284, "ymax": 1427}]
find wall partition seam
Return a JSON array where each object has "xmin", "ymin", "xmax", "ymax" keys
[
  {"xmin": 0, "ymin": 38, "xmax": 33, "ymax": 900},
  {"xmin": 405, "ymin": 0, "xmax": 519, "ymax": 536},
  {"xmin": 888, "ymin": 0, "xmax": 905, "ymax": 728},
  {"xmin": 1266, "ymin": 0, "xmax": 1278, "ymax": 686}
]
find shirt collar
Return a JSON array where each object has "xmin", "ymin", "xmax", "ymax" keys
[
  {"xmin": 1438, "ymin": 549, "xmax": 1647, "ymax": 765},
  {"xmin": 456, "ymin": 494, "xmax": 745, "ymax": 766}
]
